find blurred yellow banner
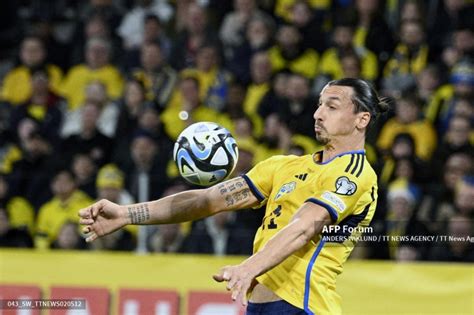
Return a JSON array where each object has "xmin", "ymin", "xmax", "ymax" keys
[{"xmin": 0, "ymin": 249, "xmax": 472, "ymax": 315}]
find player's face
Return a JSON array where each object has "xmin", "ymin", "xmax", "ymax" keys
[{"xmin": 313, "ymin": 85, "xmax": 360, "ymax": 144}]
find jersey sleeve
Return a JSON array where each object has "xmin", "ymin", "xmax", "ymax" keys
[
  {"xmin": 306, "ymin": 156, "xmax": 376, "ymax": 224},
  {"xmin": 241, "ymin": 155, "xmax": 287, "ymax": 206}
]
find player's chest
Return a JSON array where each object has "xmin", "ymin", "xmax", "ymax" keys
[{"xmin": 261, "ymin": 167, "xmax": 321, "ymax": 230}]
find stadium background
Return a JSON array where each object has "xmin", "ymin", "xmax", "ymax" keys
[{"xmin": 0, "ymin": 0, "xmax": 473, "ymax": 314}]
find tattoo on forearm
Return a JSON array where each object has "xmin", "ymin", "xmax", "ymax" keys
[
  {"xmin": 225, "ymin": 189, "xmax": 250, "ymax": 207},
  {"xmin": 128, "ymin": 203, "xmax": 150, "ymax": 224},
  {"xmin": 218, "ymin": 179, "xmax": 251, "ymax": 207}
]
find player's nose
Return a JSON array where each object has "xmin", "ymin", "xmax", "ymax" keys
[{"xmin": 313, "ymin": 105, "xmax": 324, "ymax": 121}]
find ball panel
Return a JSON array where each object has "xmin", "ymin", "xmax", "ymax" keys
[{"xmin": 173, "ymin": 122, "xmax": 239, "ymax": 186}]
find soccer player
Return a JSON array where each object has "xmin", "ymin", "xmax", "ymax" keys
[{"xmin": 78, "ymin": 78, "xmax": 388, "ymax": 314}]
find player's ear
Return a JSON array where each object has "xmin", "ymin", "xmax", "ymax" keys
[{"xmin": 356, "ymin": 112, "xmax": 371, "ymax": 130}]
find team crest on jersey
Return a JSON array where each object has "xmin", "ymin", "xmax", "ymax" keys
[
  {"xmin": 274, "ymin": 182, "xmax": 296, "ymax": 200},
  {"xmin": 334, "ymin": 176, "xmax": 357, "ymax": 195}
]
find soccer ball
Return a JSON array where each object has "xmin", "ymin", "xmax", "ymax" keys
[{"xmin": 173, "ymin": 122, "xmax": 239, "ymax": 186}]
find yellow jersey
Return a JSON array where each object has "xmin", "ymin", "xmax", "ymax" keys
[
  {"xmin": 242, "ymin": 150, "xmax": 378, "ymax": 315},
  {"xmin": 35, "ymin": 190, "xmax": 93, "ymax": 249}
]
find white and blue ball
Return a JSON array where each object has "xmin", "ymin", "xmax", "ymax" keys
[{"xmin": 173, "ymin": 122, "xmax": 239, "ymax": 186}]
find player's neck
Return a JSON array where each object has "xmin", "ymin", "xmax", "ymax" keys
[{"xmin": 322, "ymin": 136, "xmax": 365, "ymax": 163}]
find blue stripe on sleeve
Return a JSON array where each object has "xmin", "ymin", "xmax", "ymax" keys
[
  {"xmin": 241, "ymin": 175, "xmax": 265, "ymax": 202},
  {"xmin": 305, "ymin": 198, "xmax": 339, "ymax": 222}
]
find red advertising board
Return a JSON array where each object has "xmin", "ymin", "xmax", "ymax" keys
[
  {"xmin": 0, "ymin": 285, "xmax": 41, "ymax": 315},
  {"xmin": 118, "ymin": 289, "xmax": 179, "ymax": 315},
  {"xmin": 187, "ymin": 291, "xmax": 245, "ymax": 315},
  {"xmin": 49, "ymin": 286, "xmax": 109, "ymax": 315}
]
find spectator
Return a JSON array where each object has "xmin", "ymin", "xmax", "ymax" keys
[
  {"xmin": 383, "ymin": 20, "xmax": 431, "ymax": 97},
  {"xmin": 415, "ymin": 64, "xmax": 442, "ymax": 110},
  {"xmin": 268, "ymin": 24, "xmax": 319, "ymax": 79},
  {"xmin": 61, "ymin": 81, "xmax": 120, "ymax": 138},
  {"xmin": 0, "ymin": 174, "xmax": 34, "ymax": 235},
  {"xmin": 432, "ymin": 115, "xmax": 473, "ymax": 170},
  {"xmin": 123, "ymin": 131, "xmax": 169, "ymax": 202},
  {"xmin": 88, "ymin": 164, "xmax": 136, "ymax": 251},
  {"xmin": 180, "ymin": 43, "xmax": 232, "ymax": 111},
  {"xmin": 161, "ymin": 76, "xmax": 233, "ymax": 140},
  {"xmin": 132, "ymin": 41, "xmax": 177, "ymax": 109},
  {"xmin": 61, "ymin": 37, "xmax": 124, "ymax": 110},
  {"xmin": 27, "ymin": 17, "xmax": 70, "ymax": 71},
  {"xmin": 377, "ymin": 93, "xmax": 437, "ymax": 161},
  {"xmin": 256, "ymin": 113, "xmax": 292, "ymax": 162},
  {"xmin": 440, "ymin": 27, "xmax": 474, "ymax": 71},
  {"xmin": 351, "ymin": 0, "xmax": 395, "ymax": 67},
  {"xmin": 371, "ymin": 179, "xmax": 429, "ymax": 260},
  {"xmin": 51, "ymin": 222, "xmax": 87, "ymax": 250},
  {"xmin": 118, "ymin": 0, "xmax": 173, "ymax": 50},
  {"xmin": 453, "ymin": 176, "xmax": 474, "ymax": 217},
  {"xmin": 1, "ymin": 36, "xmax": 62, "ymax": 105},
  {"xmin": 182, "ymin": 210, "xmax": 254, "ymax": 256},
  {"xmin": 429, "ymin": 214, "xmax": 474, "ymax": 262},
  {"xmin": 219, "ymin": 0, "xmax": 270, "ymax": 50},
  {"xmin": 9, "ymin": 67, "xmax": 65, "ymax": 148},
  {"xmin": 78, "ymin": 0, "xmax": 123, "ymax": 37},
  {"xmin": 379, "ymin": 133, "xmax": 430, "ymax": 186},
  {"xmin": 242, "ymin": 52, "xmax": 273, "ymax": 136},
  {"xmin": 226, "ymin": 14, "xmax": 275, "ymax": 84},
  {"xmin": 428, "ymin": 0, "xmax": 474, "ymax": 57},
  {"xmin": 169, "ymin": 3, "xmax": 217, "ymax": 70},
  {"xmin": 70, "ymin": 13, "xmax": 117, "ymax": 66},
  {"xmin": 9, "ymin": 124, "xmax": 56, "ymax": 209},
  {"xmin": 258, "ymin": 71, "xmax": 289, "ymax": 119},
  {"xmin": 60, "ymin": 102, "xmax": 114, "ymax": 167},
  {"xmin": 115, "ymin": 79, "xmax": 148, "ymax": 140},
  {"xmin": 35, "ymin": 169, "xmax": 93, "ymax": 249},
  {"xmin": 0, "ymin": 207, "xmax": 33, "ymax": 248},
  {"xmin": 278, "ymin": 73, "xmax": 315, "ymax": 137},
  {"xmin": 319, "ymin": 21, "xmax": 378, "ymax": 82},
  {"xmin": 71, "ymin": 153, "xmax": 97, "ymax": 199},
  {"xmin": 417, "ymin": 153, "xmax": 473, "ymax": 235},
  {"xmin": 273, "ymin": 0, "xmax": 330, "ymax": 23},
  {"xmin": 123, "ymin": 14, "xmax": 172, "ymax": 70},
  {"xmin": 289, "ymin": 0, "xmax": 326, "ymax": 53},
  {"xmin": 426, "ymin": 60, "xmax": 473, "ymax": 133},
  {"xmin": 96, "ymin": 164, "xmax": 134, "ymax": 205},
  {"xmin": 223, "ymin": 81, "xmax": 247, "ymax": 118}
]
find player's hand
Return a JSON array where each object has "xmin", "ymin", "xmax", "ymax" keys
[
  {"xmin": 78, "ymin": 199, "xmax": 128, "ymax": 242},
  {"xmin": 212, "ymin": 264, "xmax": 258, "ymax": 306}
]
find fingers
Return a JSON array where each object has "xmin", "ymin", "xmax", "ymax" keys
[
  {"xmin": 78, "ymin": 207, "xmax": 92, "ymax": 219},
  {"xmin": 231, "ymin": 283, "xmax": 240, "ymax": 301},
  {"xmin": 85, "ymin": 232, "xmax": 98, "ymax": 243},
  {"xmin": 240, "ymin": 284, "xmax": 249, "ymax": 306},
  {"xmin": 226, "ymin": 277, "xmax": 237, "ymax": 291},
  {"xmin": 212, "ymin": 273, "xmax": 225, "ymax": 282},
  {"xmin": 79, "ymin": 218, "xmax": 94, "ymax": 225}
]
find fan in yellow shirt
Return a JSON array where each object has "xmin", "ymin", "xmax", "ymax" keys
[
  {"xmin": 35, "ymin": 169, "xmax": 93, "ymax": 249},
  {"xmin": 1, "ymin": 36, "xmax": 62, "ymax": 105},
  {"xmin": 161, "ymin": 76, "xmax": 234, "ymax": 140},
  {"xmin": 61, "ymin": 37, "xmax": 124, "ymax": 110}
]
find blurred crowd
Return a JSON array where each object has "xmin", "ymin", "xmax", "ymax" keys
[{"xmin": 0, "ymin": 0, "xmax": 472, "ymax": 262}]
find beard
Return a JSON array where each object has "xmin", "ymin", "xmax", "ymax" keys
[{"xmin": 315, "ymin": 132, "xmax": 330, "ymax": 145}]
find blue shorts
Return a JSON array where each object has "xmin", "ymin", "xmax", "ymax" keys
[{"xmin": 246, "ymin": 300, "xmax": 306, "ymax": 315}]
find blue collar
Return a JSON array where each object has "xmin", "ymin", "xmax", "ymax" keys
[{"xmin": 313, "ymin": 149, "xmax": 365, "ymax": 165}]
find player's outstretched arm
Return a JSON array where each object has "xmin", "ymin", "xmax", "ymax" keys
[
  {"xmin": 213, "ymin": 202, "xmax": 332, "ymax": 305},
  {"xmin": 78, "ymin": 176, "xmax": 259, "ymax": 242}
]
